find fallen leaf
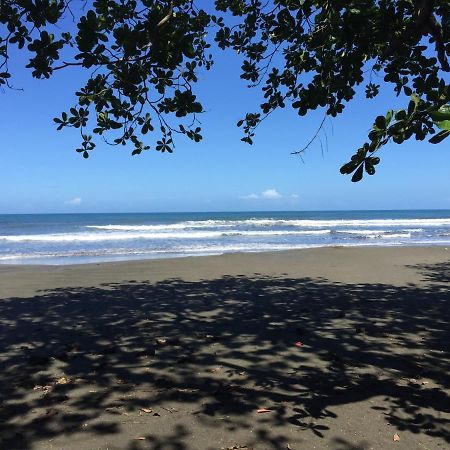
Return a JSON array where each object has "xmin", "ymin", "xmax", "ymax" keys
[
  {"xmin": 135, "ymin": 437, "xmax": 146, "ymax": 440},
  {"xmin": 421, "ymin": 380, "xmax": 429, "ymax": 385},
  {"xmin": 45, "ymin": 407, "xmax": 59, "ymax": 417},
  {"xmin": 161, "ymin": 406, "xmax": 178, "ymax": 413},
  {"xmin": 156, "ymin": 338, "xmax": 167, "ymax": 346},
  {"xmin": 256, "ymin": 408, "xmax": 272, "ymax": 413},
  {"xmin": 393, "ymin": 433, "xmax": 400, "ymax": 442},
  {"xmin": 140, "ymin": 408, "xmax": 153, "ymax": 414},
  {"xmin": 33, "ymin": 385, "xmax": 52, "ymax": 392},
  {"xmin": 295, "ymin": 341, "xmax": 303, "ymax": 347},
  {"xmin": 55, "ymin": 376, "xmax": 69, "ymax": 385}
]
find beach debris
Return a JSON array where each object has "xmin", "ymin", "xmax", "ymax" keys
[
  {"xmin": 134, "ymin": 437, "xmax": 147, "ymax": 440},
  {"xmin": 105, "ymin": 407, "xmax": 121, "ymax": 413},
  {"xmin": 55, "ymin": 376, "xmax": 69, "ymax": 385},
  {"xmin": 33, "ymin": 384, "xmax": 52, "ymax": 394},
  {"xmin": 223, "ymin": 445, "xmax": 248, "ymax": 450},
  {"xmin": 393, "ymin": 433, "xmax": 400, "ymax": 442},
  {"xmin": 294, "ymin": 341, "xmax": 303, "ymax": 347},
  {"xmin": 256, "ymin": 408, "xmax": 272, "ymax": 413},
  {"xmin": 286, "ymin": 444, "xmax": 292, "ymax": 450},
  {"xmin": 176, "ymin": 387, "xmax": 199, "ymax": 394},
  {"xmin": 156, "ymin": 338, "xmax": 167, "ymax": 346},
  {"xmin": 45, "ymin": 407, "xmax": 59, "ymax": 417},
  {"xmin": 161, "ymin": 406, "xmax": 178, "ymax": 413},
  {"xmin": 140, "ymin": 408, "xmax": 153, "ymax": 414},
  {"xmin": 421, "ymin": 380, "xmax": 429, "ymax": 385}
]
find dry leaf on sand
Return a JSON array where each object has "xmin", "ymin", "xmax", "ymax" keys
[
  {"xmin": 393, "ymin": 433, "xmax": 400, "ymax": 442},
  {"xmin": 256, "ymin": 408, "xmax": 272, "ymax": 413}
]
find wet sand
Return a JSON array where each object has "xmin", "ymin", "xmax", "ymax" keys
[{"xmin": 0, "ymin": 247, "xmax": 449, "ymax": 449}]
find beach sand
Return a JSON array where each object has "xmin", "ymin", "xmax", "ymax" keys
[{"xmin": 0, "ymin": 247, "xmax": 449, "ymax": 449}]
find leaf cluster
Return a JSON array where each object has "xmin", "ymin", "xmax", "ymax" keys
[
  {"xmin": 1, "ymin": 1, "xmax": 449, "ymax": 181},
  {"xmin": 214, "ymin": 0, "xmax": 450, "ymax": 181}
]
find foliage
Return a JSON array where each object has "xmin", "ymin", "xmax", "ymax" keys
[
  {"xmin": 1, "ymin": 1, "xmax": 449, "ymax": 180},
  {"xmin": 1, "ymin": 0, "xmax": 210, "ymax": 157}
]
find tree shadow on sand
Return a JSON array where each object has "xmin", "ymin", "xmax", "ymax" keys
[{"xmin": 0, "ymin": 263, "xmax": 449, "ymax": 449}]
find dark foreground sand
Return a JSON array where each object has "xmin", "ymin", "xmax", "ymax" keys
[{"xmin": 0, "ymin": 247, "xmax": 449, "ymax": 450}]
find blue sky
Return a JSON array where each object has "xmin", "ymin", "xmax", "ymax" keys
[{"xmin": 1, "ymin": 17, "xmax": 449, "ymax": 213}]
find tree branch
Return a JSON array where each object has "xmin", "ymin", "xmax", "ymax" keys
[{"xmin": 157, "ymin": 0, "xmax": 174, "ymax": 28}]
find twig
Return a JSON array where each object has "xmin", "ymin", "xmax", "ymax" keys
[{"xmin": 291, "ymin": 114, "xmax": 327, "ymax": 155}]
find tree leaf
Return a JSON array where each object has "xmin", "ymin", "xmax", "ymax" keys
[
  {"xmin": 351, "ymin": 164, "xmax": 364, "ymax": 182},
  {"xmin": 429, "ymin": 130, "xmax": 450, "ymax": 144}
]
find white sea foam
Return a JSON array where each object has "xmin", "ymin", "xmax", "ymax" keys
[
  {"xmin": 86, "ymin": 218, "xmax": 450, "ymax": 231},
  {"xmin": 0, "ymin": 231, "xmax": 223, "ymax": 242},
  {"xmin": 336, "ymin": 229, "xmax": 390, "ymax": 235},
  {"xmin": 3, "ymin": 238, "xmax": 448, "ymax": 265},
  {"xmin": 0, "ymin": 229, "xmax": 332, "ymax": 243},
  {"xmin": 366, "ymin": 232, "xmax": 412, "ymax": 239},
  {"xmin": 336, "ymin": 229, "xmax": 413, "ymax": 239}
]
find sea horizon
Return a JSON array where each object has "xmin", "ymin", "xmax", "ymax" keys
[
  {"xmin": 3, "ymin": 207, "xmax": 450, "ymax": 216},
  {"xmin": 1, "ymin": 209, "xmax": 450, "ymax": 265}
]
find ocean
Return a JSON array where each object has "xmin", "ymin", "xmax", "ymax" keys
[{"xmin": 0, "ymin": 210, "xmax": 450, "ymax": 265}]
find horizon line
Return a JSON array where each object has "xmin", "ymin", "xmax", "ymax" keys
[{"xmin": 1, "ymin": 208, "xmax": 450, "ymax": 216}]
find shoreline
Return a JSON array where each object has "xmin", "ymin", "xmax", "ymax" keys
[
  {"xmin": 1, "ymin": 245, "xmax": 448, "ymax": 298},
  {"xmin": 1, "ymin": 241, "xmax": 449, "ymax": 268},
  {"xmin": 0, "ymin": 245, "xmax": 449, "ymax": 449}
]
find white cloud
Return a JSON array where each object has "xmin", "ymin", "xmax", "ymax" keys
[
  {"xmin": 240, "ymin": 188, "xmax": 286, "ymax": 200},
  {"xmin": 290, "ymin": 193, "xmax": 299, "ymax": 199},
  {"xmin": 65, "ymin": 197, "xmax": 82, "ymax": 205},
  {"xmin": 261, "ymin": 189, "xmax": 282, "ymax": 199},
  {"xmin": 240, "ymin": 193, "xmax": 259, "ymax": 199}
]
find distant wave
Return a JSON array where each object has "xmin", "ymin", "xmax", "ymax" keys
[
  {"xmin": 0, "ymin": 229, "xmax": 332, "ymax": 243},
  {"xmin": 334, "ymin": 229, "xmax": 414, "ymax": 239},
  {"xmin": 367, "ymin": 232, "xmax": 411, "ymax": 239},
  {"xmin": 86, "ymin": 218, "xmax": 450, "ymax": 231}
]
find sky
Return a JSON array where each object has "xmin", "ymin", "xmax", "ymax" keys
[{"xmin": 1, "ymin": 9, "xmax": 450, "ymax": 214}]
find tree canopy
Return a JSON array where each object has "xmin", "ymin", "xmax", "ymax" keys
[{"xmin": 1, "ymin": 0, "xmax": 449, "ymax": 181}]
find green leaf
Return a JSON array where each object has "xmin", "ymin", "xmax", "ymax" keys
[
  {"xmin": 434, "ymin": 120, "xmax": 450, "ymax": 131},
  {"xmin": 351, "ymin": 164, "xmax": 364, "ymax": 182},
  {"xmin": 429, "ymin": 130, "xmax": 450, "ymax": 144},
  {"xmin": 430, "ymin": 105, "xmax": 450, "ymax": 130},
  {"xmin": 375, "ymin": 116, "xmax": 386, "ymax": 129},
  {"xmin": 429, "ymin": 105, "xmax": 450, "ymax": 122},
  {"xmin": 385, "ymin": 110, "xmax": 393, "ymax": 125},
  {"xmin": 365, "ymin": 159, "xmax": 375, "ymax": 175}
]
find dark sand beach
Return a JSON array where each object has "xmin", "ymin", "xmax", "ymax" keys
[{"xmin": 0, "ymin": 246, "xmax": 449, "ymax": 449}]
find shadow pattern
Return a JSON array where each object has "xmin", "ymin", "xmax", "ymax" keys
[{"xmin": 0, "ymin": 265, "xmax": 449, "ymax": 449}]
